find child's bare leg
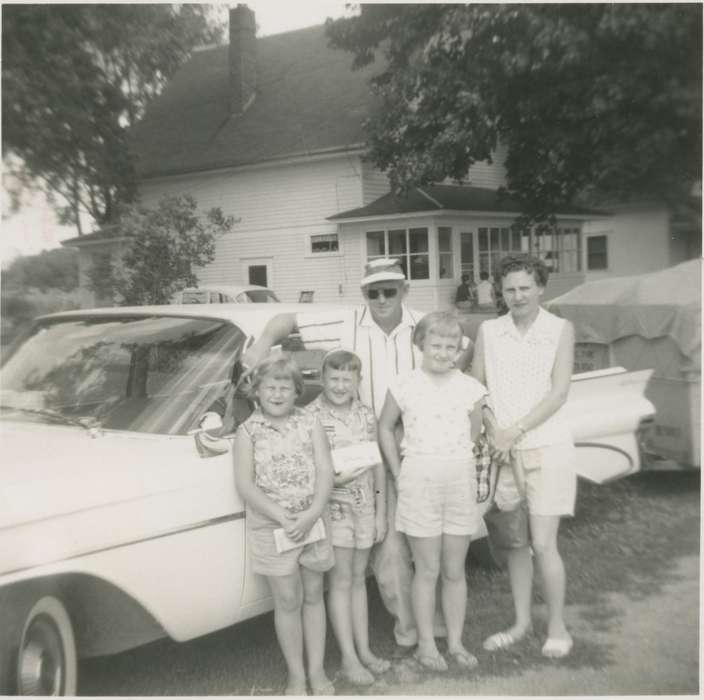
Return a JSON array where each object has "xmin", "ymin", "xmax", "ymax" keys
[
  {"xmin": 441, "ymin": 534, "xmax": 475, "ymax": 663},
  {"xmin": 352, "ymin": 547, "xmax": 390, "ymax": 673},
  {"xmin": 301, "ymin": 567, "xmax": 333, "ymax": 691},
  {"xmin": 407, "ymin": 535, "xmax": 446, "ymax": 669},
  {"xmin": 268, "ymin": 572, "xmax": 306, "ymax": 692},
  {"xmin": 328, "ymin": 547, "xmax": 374, "ymax": 684}
]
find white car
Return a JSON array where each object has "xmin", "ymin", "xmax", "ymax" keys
[
  {"xmin": 172, "ymin": 284, "xmax": 280, "ymax": 304},
  {"xmin": 0, "ymin": 304, "xmax": 654, "ymax": 695}
]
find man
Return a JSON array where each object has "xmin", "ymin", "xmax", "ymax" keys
[
  {"xmin": 454, "ymin": 273, "xmax": 475, "ymax": 311},
  {"xmin": 241, "ymin": 259, "xmax": 473, "ymax": 657}
]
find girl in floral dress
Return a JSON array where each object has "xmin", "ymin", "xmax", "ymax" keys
[{"xmin": 233, "ymin": 355, "xmax": 335, "ymax": 696}]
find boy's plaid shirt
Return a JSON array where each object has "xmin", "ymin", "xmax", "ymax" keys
[{"xmin": 473, "ymin": 433, "xmax": 493, "ymax": 503}]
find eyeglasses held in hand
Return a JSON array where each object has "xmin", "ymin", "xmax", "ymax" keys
[{"xmin": 366, "ymin": 288, "xmax": 398, "ymax": 300}]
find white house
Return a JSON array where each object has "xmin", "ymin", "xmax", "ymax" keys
[{"xmin": 64, "ymin": 5, "xmax": 701, "ymax": 310}]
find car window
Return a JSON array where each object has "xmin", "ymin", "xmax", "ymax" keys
[
  {"xmin": 244, "ymin": 290, "xmax": 279, "ymax": 303},
  {"xmin": 0, "ymin": 316, "xmax": 246, "ymax": 435},
  {"xmin": 280, "ymin": 334, "xmax": 325, "ymax": 406},
  {"xmin": 181, "ymin": 291, "xmax": 209, "ymax": 304},
  {"xmin": 235, "ymin": 293, "xmax": 251, "ymax": 303}
]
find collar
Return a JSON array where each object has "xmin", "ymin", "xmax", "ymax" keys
[
  {"xmin": 248, "ymin": 406, "xmax": 300, "ymax": 430},
  {"xmin": 497, "ymin": 307, "xmax": 550, "ymax": 343},
  {"xmin": 358, "ymin": 304, "xmax": 418, "ymax": 332},
  {"xmin": 313, "ymin": 394, "xmax": 364, "ymax": 421}
]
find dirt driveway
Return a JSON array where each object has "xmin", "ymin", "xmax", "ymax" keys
[{"xmin": 372, "ymin": 553, "xmax": 699, "ymax": 695}]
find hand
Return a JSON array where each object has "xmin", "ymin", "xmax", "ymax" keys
[
  {"xmin": 276, "ymin": 507, "xmax": 296, "ymax": 530},
  {"xmin": 491, "ymin": 426, "xmax": 520, "ymax": 453},
  {"xmin": 240, "ymin": 344, "xmax": 267, "ymax": 375},
  {"xmin": 374, "ymin": 512, "xmax": 387, "ymax": 544},
  {"xmin": 286, "ymin": 509, "xmax": 318, "ymax": 541},
  {"xmin": 333, "ymin": 466, "xmax": 370, "ymax": 486}
]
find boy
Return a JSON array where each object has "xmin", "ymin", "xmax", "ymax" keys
[{"xmin": 305, "ymin": 349, "xmax": 390, "ymax": 685}]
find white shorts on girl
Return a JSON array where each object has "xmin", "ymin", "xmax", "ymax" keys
[{"xmin": 396, "ymin": 455, "xmax": 480, "ymax": 538}]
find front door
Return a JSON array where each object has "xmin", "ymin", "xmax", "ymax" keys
[{"xmin": 241, "ymin": 258, "xmax": 273, "ymax": 288}]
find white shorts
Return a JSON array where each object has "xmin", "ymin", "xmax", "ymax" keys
[
  {"xmin": 396, "ymin": 455, "xmax": 480, "ymax": 537},
  {"xmin": 494, "ymin": 442, "xmax": 577, "ymax": 517}
]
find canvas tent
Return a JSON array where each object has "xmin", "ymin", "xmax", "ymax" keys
[{"xmin": 547, "ymin": 259, "xmax": 701, "ymax": 467}]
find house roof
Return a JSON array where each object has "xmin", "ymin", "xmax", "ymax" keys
[
  {"xmin": 328, "ymin": 184, "xmax": 607, "ymax": 221},
  {"xmin": 61, "ymin": 225, "xmax": 128, "ymax": 247},
  {"xmin": 130, "ymin": 24, "xmax": 378, "ymax": 180}
]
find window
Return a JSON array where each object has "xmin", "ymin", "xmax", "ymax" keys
[
  {"xmin": 438, "ymin": 227, "xmax": 454, "ymax": 279},
  {"xmin": 587, "ymin": 235, "xmax": 608, "ymax": 270},
  {"xmin": 0, "ymin": 316, "xmax": 246, "ymax": 435},
  {"xmin": 366, "ymin": 227, "xmax": 430, "ymax": 280},
  {"xmin": 478, "ymin": 225, "xmax": 582, "ymax": 275},
  {"xmin": 310, "ymin": 233, "xmax": 339, "ymax": 254}
]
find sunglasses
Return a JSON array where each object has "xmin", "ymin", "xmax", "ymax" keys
[{"xmin": 366, "ymin": 288, "xmax": 399, "ymax": 300}]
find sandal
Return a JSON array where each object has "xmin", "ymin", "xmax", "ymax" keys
[
  {"xmin": 482, "ymin": 627, "xmax": 530, "ymax": 652},
  {"xmin": 310, "ymin": 680, "xmax": 335, "ymax": 696},
  {"xmin": 413, "ymin": 649, "xmax": 448, "ymax": 672},
  {"xmin": 363, "ymin": 655, "xmax": 391, "ymax": 674},
  {"xmin": 449, "ymin": 649, "xmax": 478, "ymax": 670},
  {"xmin": 340, "ymin": 666, "xmax": 374, "ymax": 686},
  {"xmin": 542, "ymin": 635, "xmax": 573, "ymax": 659}
]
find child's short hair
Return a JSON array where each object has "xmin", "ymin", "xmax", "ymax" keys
[
  {"xmin": 413, "ymin": 310, "xmax": 463, "ymax": 349},
  {"xmin": 246, "ymin": 353, "xmax": 304, "ymax": 400},
  {"xmin": 496, "ymin": 254, "xmax": 549, "ymax": 288},
  {"xmin": 321, "ymin": 349, "xmax": 362, "ymax": 375}
]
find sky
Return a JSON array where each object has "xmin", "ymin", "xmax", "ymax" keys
[{"xmin": 1, "ymin": 1, "xmax": 353, "ymax": 266}]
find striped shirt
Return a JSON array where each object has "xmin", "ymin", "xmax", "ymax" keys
[{"xmin": 296, "ymin": 305, "xmax": 423, "ymax": 418}]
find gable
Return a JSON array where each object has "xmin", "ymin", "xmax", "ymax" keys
[{"xmin": 130, "ymin": 25, "xmax": 379, "ymax": 180}]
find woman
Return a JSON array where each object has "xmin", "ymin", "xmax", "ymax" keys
[{"xmin": 471, "ymin": 254, "xmax": 576, "ymax": 659}]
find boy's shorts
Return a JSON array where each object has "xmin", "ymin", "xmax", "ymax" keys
[
  {"xmin": 494, "ymin": 442, "xmax": 577, "ymax": 517},
  {"xmin": 396, "ymin": 455, "xmax": 480, "ymax": 538},
  {"xmin": 247, "ymin": 510, "xmax": 335, "ymax": 577},
  {"xmin": 328, "ymin": 499, "xmax": 375, "ymax": 549}
]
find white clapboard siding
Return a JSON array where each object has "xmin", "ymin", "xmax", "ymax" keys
[
  {"xmin": 362, "ymin": 163, "xmax": 391, "ymax": 204},
  {"xmin": 466, "ymin": 143, "xmax": 508, "ymax": 189},
  {"xmin": 139, "ymin": 155, "xmax": 370, "ymax": 303}
]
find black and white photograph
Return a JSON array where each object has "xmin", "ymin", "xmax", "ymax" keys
[{"xmin": 1, "ymin": 1, "xmax": 700, "ymax": 696}]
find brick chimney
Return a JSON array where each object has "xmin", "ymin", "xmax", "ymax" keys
[{"xmin": 229, "ymin": 4, "xmax": 256, "ymax": 115}]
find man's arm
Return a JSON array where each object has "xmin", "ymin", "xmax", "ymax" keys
[{"xmin": 241, "ymin": 313, "xmax": 298, "ymax": 369}]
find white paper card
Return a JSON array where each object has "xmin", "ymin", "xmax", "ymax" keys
[
  {"xmin": 273, "ymin": 517, "xmax": 326, "ymax": 553},
  {"xmin": 331, "ymin": 441, "xmax": 382, "ymax": 476}
]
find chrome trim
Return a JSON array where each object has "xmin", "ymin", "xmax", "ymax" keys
[{"xmin": 1, "ymin": 511, "xmax": 245, "ymax": 579}]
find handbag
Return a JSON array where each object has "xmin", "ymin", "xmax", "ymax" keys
[
  {"xmin": 482, "ymin": 452, "xmax": 530, "ymax": 550},
  {"xmin": 473, "ymin": 432, "xmax": 493, "ymax": 503}
]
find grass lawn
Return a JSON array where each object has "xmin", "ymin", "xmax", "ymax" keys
[{"xmin": 350, "ymin": 468, "xmax": 700, "ymax": 692}]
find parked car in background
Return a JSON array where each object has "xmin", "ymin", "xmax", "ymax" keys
[
  {"xmin": 172, "ymin": 284, "xmax": 280, "ymax": 304},
  {"xmin": 0, "ymin": 304, "xmax": 654, "ymax": 695}
]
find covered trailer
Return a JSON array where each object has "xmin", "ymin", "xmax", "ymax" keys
[{"xmin": 547, "ymin": 259, "xmax": 701, "ymax": 468}]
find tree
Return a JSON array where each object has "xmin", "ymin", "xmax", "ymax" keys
[
  {"xmin": 326, "ymin": 4, "xmax": 702, "ymax": 221},
  {"xmin": 88, "ymin": 195, "xmax": 234, "ymax": 306},
  {"xmin": 2, "ymin": 5, "xmax": 224, "ymax": 232},
  {"xmin": 1, "ymin": 248, "xmax": 79, "ymax": 293}
]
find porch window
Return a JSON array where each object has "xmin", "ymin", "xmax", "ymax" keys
[
  {"xmin": 586, "ymin": 235, "xmax": 608, "ymax": 270},
  {"xmin": 478, "ymin": 225, "xmax": 582, "ymax": 275},
  {"xmin": 366, "ymin": 227, "xmax": 430, "ymax": 280},
  {"xmin": 438, "ymin": 227, "xmax": 454, "ymax": 279}
]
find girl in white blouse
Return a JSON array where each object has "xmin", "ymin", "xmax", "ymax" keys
[
  {"xmin": 472, "ymin": 254, "xmax": 576, "ymax": 660},
  {"xmin": 378, "ymin": 311, "xmax": 487, "ymax": 673}
]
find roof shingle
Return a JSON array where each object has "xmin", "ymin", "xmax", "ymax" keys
[{"xmin": 130, "ymin": 25, "xmax": 378, "ymax": 179}]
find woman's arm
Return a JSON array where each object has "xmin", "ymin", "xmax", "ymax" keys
[
  {"xmin": 470, "ymin": 325, "xmax": 486, "ymax": 385},
  {"xmin": 493, "ymin": 320, "xmax": 576, "ymax": 449},
  {"xmin": 232, "ymin": 427, "xmax": 291, "ymax": 526},
  {"xmin": 377, "ymin": 391, "xmax": 403, "ymax": 482}
]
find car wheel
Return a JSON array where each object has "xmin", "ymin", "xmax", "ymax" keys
[{"xmin": 4, "ymin": 594, "xmax": 78, "ymax": 696}]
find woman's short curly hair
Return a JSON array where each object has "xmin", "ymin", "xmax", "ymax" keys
[
  {"xmin": 496, "ymin": 254, "xmax": 550, "ymax": 288},
  {"xmin": 413, "ymin": 310, "xmax": 463, "ymax": 349},
  {"xmin": 246, "ymin": 353, "xmax": 304, "ymax": 401}
]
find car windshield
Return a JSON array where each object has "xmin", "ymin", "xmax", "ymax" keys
[
  {"xmin": 0, "ymin": 315, "xmax": 245, "ymax": 435},
  {"xmin": 181, "ymin": 291, "xmax": 209, "ymax": 304},
  {"xmin": 245, "ymin": 290, "xmax": 279, "ymax": 302}
]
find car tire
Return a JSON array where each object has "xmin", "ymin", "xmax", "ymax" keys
[{"xmin": 0, "ymin": 591, "xmax": 77, "ymax": 696}]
